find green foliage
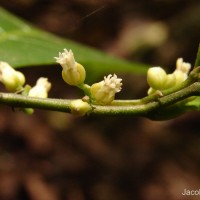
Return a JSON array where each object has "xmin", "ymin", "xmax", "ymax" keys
[{"xmin": 0, "ymin": 7, "xmax": 148, "ymax": 81}]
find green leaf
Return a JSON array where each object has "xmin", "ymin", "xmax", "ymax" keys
[
  {"xmin": 148, "ymin": 97, "xmax": 200, "ymax": 120},
  {"xmin": 195, "ymin": 43, "xmax": 200, "ymax": 67},
  {"xmin": 0, "ymin": 7, "xmax": 148, "ymax": 80},
  {"xmin": 183, "ymin": 97, "xmax": 200, "ymax": 111},
  {"xmin": 168, "ymin": 97, "xmax": 200, "ymax": 118}
]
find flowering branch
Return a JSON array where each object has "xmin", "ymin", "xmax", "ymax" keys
[
  {"xmin": 0, "ymin": 48, "xmax": 200, "ymax": 119},
  {"xmin": 0, "ymin": 69, "xmax": 200, "ymax": 119},
  {"xmin": 0, "ymin": 83, "xmax": 197, "ymax": 116}
]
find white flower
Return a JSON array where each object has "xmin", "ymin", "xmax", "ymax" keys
[
  {"xmin": 28, "ymin": 77, "xmax": 51, "ymax": 98},
  {"xmin": 147, "ymin": 67, "xmax": 176, "ymax": 91},
  {"xmin": 147, "ymin": 67, "xmax": 167, "ymax": 90},
  {"xmin": 147, "ymin": 58, "xmax": 192, "ymax": 95},
  {"xmin": 55, "ymin": 49, "xmax": 86, "ymax": 86},
  {"xmin": 102, "ymin": 74, "xmax": 122, "ymax": 93},
  {"xmin": 55, "ymin": 49, "xmax": 76, "ymax": 71},
  {"xmin": 0, "ymin": 61, "xmax": 25, "ymax": 92},
  {"xmin": 90, "ymin": 74, "xmax": 122, "ymax": 105},
  {"xmin": 173, "ymin": 58, "xmax": 191, "ymax": 84},
  {"xmin": 176, "ymin": 58, "xmax": 191, "ymax": 73}
]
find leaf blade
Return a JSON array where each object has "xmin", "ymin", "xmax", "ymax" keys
[{"xmin": 0, "ymin": 7, "xmax": 148, "ymax": 77}]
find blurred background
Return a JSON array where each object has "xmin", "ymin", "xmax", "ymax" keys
[{"xmin": 0, "ymin": 0, "xmax": 200, "ymax": 199}]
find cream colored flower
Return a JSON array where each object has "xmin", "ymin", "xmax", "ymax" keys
[
  {"xmin": 90, "ymin": 74, "xmax": 122, "ymax": 105},
  {"xmin": 28, "ymin": 77, "xmax": 51, "ymax": 98},
  {"xmin": 0, "ymin": 61, "xmax": 25, "ymax": 92},
  {"xmin": 147, "ymin": 67, "xmax": 167, "ymax": 90},
  {"xmin": 55, "ymin": 49, "xmax": 86, "ymax": 86},
  {"xmin": 173, "ymin": 58, "xmax": 191, "ymax": 84},
  {"xmin": 55, "ymin": 49, "xmax": 76, "ymax": 70},
  {"xmin": 147, "ymin": 58, "xmax": 192, "ymax": 95},
  {"xmin": 176, "ymin": 58, "xmax": 191, "ymax": 74}
]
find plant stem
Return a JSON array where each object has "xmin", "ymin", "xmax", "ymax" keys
[
  {"xmin": 77, "ymin": 83, "xmax": 91, "ymax": 97},
  {"xmin": 0, "ymin": 93, "xmax": 71, "ymax": 112},
  {"xmin": 0, "ymin": 67, "xmax": 200, "ymax": 118},
  {"xmin": 0, "ymin": 81, "xmax": 200, "ymax": 118}
]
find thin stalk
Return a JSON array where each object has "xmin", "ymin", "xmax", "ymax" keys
[{"xmin": 0, "ymin": 81, "xmax": 200, "ymax": 118}]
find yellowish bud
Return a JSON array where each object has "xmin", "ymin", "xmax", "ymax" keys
[
  {"xmin": 55, "ymin": 49, "xmax": 86, "ymax": 86},
  {"xmin": 173, "ymin": 58, "xmax": 191, "ymax": 85},
  {"xmin": 62, "ymin": 63, "xmax": 86, "ymax": 86},
  {"xmin": 176, "ymin": 58, "xmax": 191, "ymax": 74},
  {"xmin": 164, "ymin": 73, "xmax": 176, "ymax": 89},
  {"xmin": 70, "ymin": 99, "xmax": 92, "ymax": 116},
  {"xmin": 90, "ymin": 74, "xmax": 122, "ymax": 105},
  {"xmin": 23, "ymin": 108, "xmax": 34, "ymax": 115},
  {"xmin": 173, "ymin": 70, "xmax": 187, "ymax": 85},
  {"xmin": 0, "ymin": 62, "xmax": 25, "ymax": 92},
  {"xmin": 147, "ymin": 67, "xmax": 167, "ymax": 90},
  {"xmin": 91, "ymin": 82, "xmax": 114, "ymax": 105},
  {"xmin": 28, "ymin": 77, "xmax": 51, "ymax": 98},
  {"xmin": 147, "ymin": 58, "xmax": 191, "ymax": 95}
]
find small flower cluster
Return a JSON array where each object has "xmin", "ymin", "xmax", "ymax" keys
[
  {"xmin": 0, "ymin": 61, "xmax": 25, "ymax": 92},
  {"xmin": 55, "ymin": 49, "xmax": 86, "ymax": 86},
  {"xmin": 90, "ymin": 74, "xmax": 122, "ymax": 105},
  {"xmin": 55, "ymin": 49, "xmax": 123, "ymax": 115},
  {"xmin": 0, "ymin": 61, "xmax": 51, "ymax": 113},
  {"xmin": 147, "ymin": 58, "xmax": 191, "ymax": 95}
]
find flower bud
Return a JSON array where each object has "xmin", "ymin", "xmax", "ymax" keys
[
  {"xmin": 164, "ymin": 73, "xmax": 176, "ymax": 89},
  {"xmin": 70, "ymin": 99, "xmax": 92, "ymax": 116},
  {"xmin": 176, "ymin": 58, "xmax": 191, "ymax": 74},
  {"xmin": 173, "ymin": 70, "xmax": 187, "ymax": 85},
  {"xmin": 23, "ymin": 108, "xmax": 34, "ymax": 115},
  {"xmin": 173, "ymin": 58, "xmax": 191, "ymax": 85},
  {"xmin": 62, "ymin": 63, "xmax": 86, "ymax": 86},
  {"xmin": 91, "ymin": 82, "xmax": 114, "ymax": 104},
  {"xmin": 55, "ymin": 49, "xmax": 86, "ymax": 86},
  {"xmin": 147, "ymin": 67, "xmax": 167, "ymax": 90},
  {"xmin": 90, "ymin": 74, "xmax": 122, "ymax": 105},
  {"xmin": 28, "ymin": 77, "xmax": 51, "ymax": 98},
  {"xmin": 147, "ymin": 58, "xmax": 191, "ymax": 95},
  {"xmin": 0, "ymin": 62, "xmax": 25, "ymax": 92}
]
